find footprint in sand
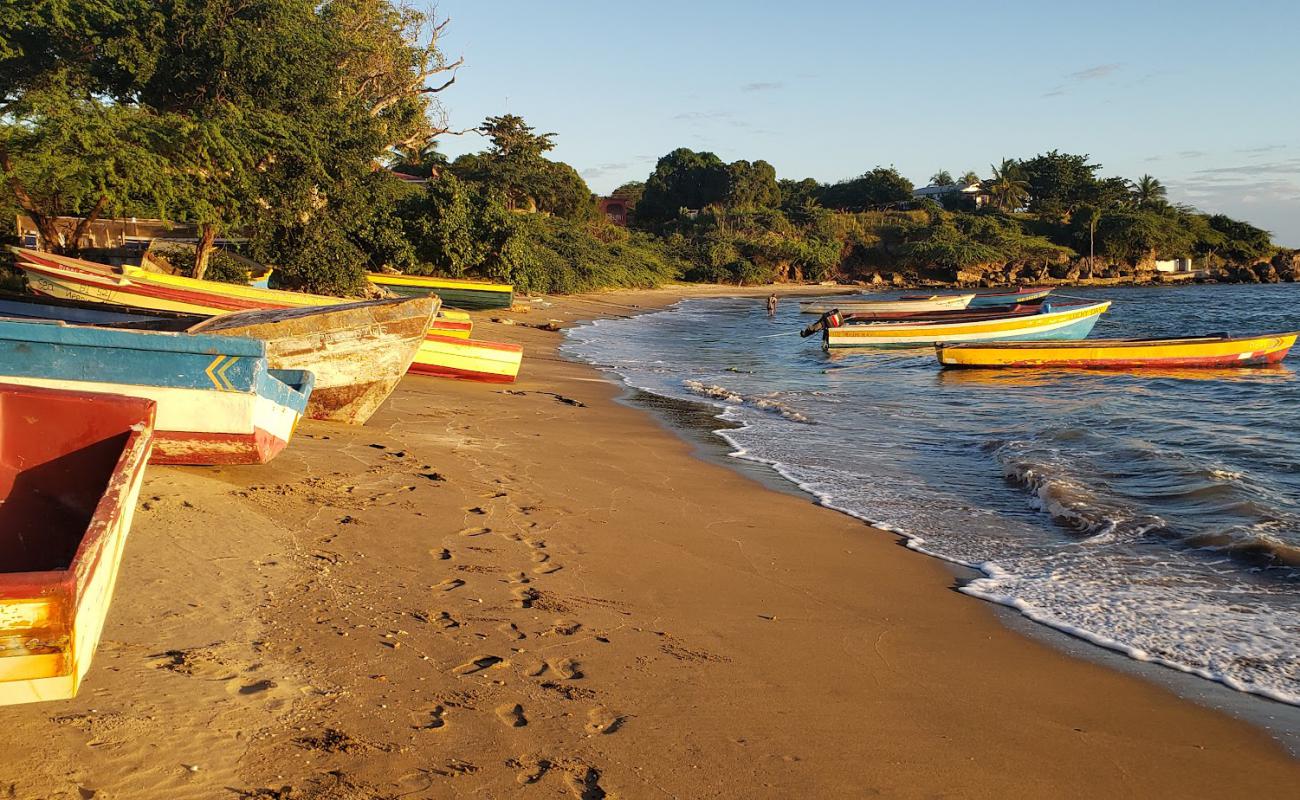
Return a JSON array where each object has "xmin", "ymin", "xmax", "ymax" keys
[
  {"xmin": 495, "ymin": 702, "xmax": 528, "ymax": 728},
  {"xmin": 548, "ymin": 658, "xmax": 583, "ymax": 680},
  {"xmin": 530, "ymin": 551, "xmax": 550, "ymax": 563},
  {"xmin": 459, "ymin": 527, "xmax": 491, "ymax": 537},
  {"xmin": 412, "ymin": 704, "xmax": 447, "ymax": 730},
  {"xmin": 453, "ymin": 655, "xmax": 504, "ymax": 676},
  {"xmin": 507, "ymin": 571, "xmax": 531, "ymax": 585},
  {"xmin": 435, "ymin": 578, "xmax": 465, "ymax": 592},
  {"xmin": 562, "ymin": 765, "xmax": 607, "ymax": 800},
  {"xmin": 498, "ymin": 622, "xmax": 526, "ymax": 640},
  {"xmin": 525, "ymin": 538, "xmax": 547, "ymax": 550},
  {"xmin": 511, "ymin": 757, "xmax": 552, "ymax": 785},
  {"xmin": 431, "ymin": 547, "xmax": 451, "ymax": 560},
  {"xmin": 585, "ymin": 706, "xmax": 624, "ymax": 735},
  {"xmin": 465, "ymin": 506, "xmax": 487, "ymax": 516},
  {"xmin": 533, "ymin": 562, "xmax": 563, "ymax": 575},
  {"xmin": 522, "ymin": 660, "xmax": 548, "ymax": 677},
  {"xmin": 512, "ymin": 587, "xmax": 539, "ymax": 609},
  {"xmin": 434, "ymin": 611, "xmax": 460, "ymax": 630}
]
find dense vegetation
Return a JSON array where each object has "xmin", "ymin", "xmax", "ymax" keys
[{"xmin": 0, "ymin": 3, "xmax": 1287, "ymax": 293}]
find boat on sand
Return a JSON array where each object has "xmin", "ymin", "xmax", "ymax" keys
[{"xmin": 0, "ymin": 385, "xmax": 156, "ymax": 705}]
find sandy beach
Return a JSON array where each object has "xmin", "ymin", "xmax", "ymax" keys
[{"xmin": 3, "ymin": 285, "xmax": 1297, "ymax": 799}]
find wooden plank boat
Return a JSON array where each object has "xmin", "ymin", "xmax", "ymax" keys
[
  {"xmin": 189, "ymin": 297, "xmax": 435, "ymax": 424},
  {"xmin": 0, "ymin": 292, "xmax": 436, "ymax": 425},
  {"xmin": 936, "ymin": 332, "xmax": 1299, "ymax": 369},
  {"xmin": 822, "ymin": 301, "xmax": 1112, "ymax": 348},
  {"xmin": 411, "ymin": 334, "xmax": 524, "ymax": 383},
  {"xmin": 903, "ymin": 286, "xmax": 1053, "ymax": 308},
  {"xmin": 800, "ymin": 294, "xmax": 974, "ymax": 315},
  {"xmin": 12, "ymin": 247, "xmax": 472, "ymax": 339},
  {"xmin": 844, "ymin": 303, "xmax": 1043, "ymax": 322},
  {"xmin": 0, "ymin": 318, "xmax": 314, "ymax": 464},
  {"xmin": 365, "ymin": 272, "xmax": 515, "ymax": 311},
  {"xmin": 0, "ymin": 385, "xmax": 156, "ymax": 706},
  {"xmin": 10, "ymin": 249, "xmax": 523, "ymax": 381}
]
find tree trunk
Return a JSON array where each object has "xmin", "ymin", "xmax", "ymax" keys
[
  {"xmin": 194, "ymin": 223, "xmax": 218, "ymax": 280},
  {"xmin": 67, "ymin": 194, "xmax": 108, "ymax": 254}
]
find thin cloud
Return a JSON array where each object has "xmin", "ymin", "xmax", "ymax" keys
[
  {"xmin": 1236, "ymin": 144, "xmax": 1287, "ymax": 155},
  {"xmin": 1068, "ymin": 63, "xmax": 1121, "ymax": 81},
  {"xmin": 672, "ymin": 110, "xmax": 732, "ymax": 121},
  {"xmin": 580, "ymin": 162, "xmax": 632, "ymax": 180},
  {"xmin": 1044, "ymin": 63, "xmax": 1122, "ymax": 98},
  {"xmin": 1178, "ymin": 150, "xmax": 1206, "ymax": 159},
  {"xmin": 741, "ymin": 81, "xmax": 784, "ymax": 92}
]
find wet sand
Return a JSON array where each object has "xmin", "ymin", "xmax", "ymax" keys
[{"xmin": 2, "ymin": 284, "xmax": 1297, "ymax": 799}]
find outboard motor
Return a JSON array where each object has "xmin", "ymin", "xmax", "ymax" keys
[{"xmin": 800, "ymin": 309, "xmax": 843, "ymax": 338}]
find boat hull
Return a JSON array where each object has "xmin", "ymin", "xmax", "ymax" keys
[
  {"xmin": 968, "ymin": 288, "xmax": 1053, "ymax": 308},
  {"xmin": 937, "ymin": 333, "xmax": 1299, "ymax": 369},
  {"xmin": 12, "ymin": 249, "xmax": 504, "ymax": 377},
  {"xmin": 409, "ymin": 334, "xmax": 524, "ymax": 383},
  {"xmin": 188, "ymin": 297, "xmax": 436, "ymax": 424},
  {"xmin": 0, "ymin": 318, "xmax": 313, "ymax": 465},
  {"xmin": 825, "ymin": 302, "xmax": 1112, "ymax": 348},
  {"xmin": 366, "ymin": 273, "xmax": 515, "ymax": 311},
  {"xmin": 0, "ymin": 385, "xmax": 155, "ymax": 705},
  {"xmin": 800, "ymin": 294, "xmax": 974, "ymax": 315}
]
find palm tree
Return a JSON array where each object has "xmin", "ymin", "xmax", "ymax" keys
[
  {"xmin": 1131, "ymin": 174, "xmax": 1167, "ymax": 209},
  {"xmin": 960, "ymin": 170, "xmax": 980, "ymax": 188},
  {"xmin": 389, "ymin": 141, "xmax": 445, "ymax": 177},
  {"xmin": 930, "ymin": 169, "xmax": 954, "ymax": 187},
  {"xmin": 987, "ymin": 159, "xmax": 1029, "ymax": 212}
]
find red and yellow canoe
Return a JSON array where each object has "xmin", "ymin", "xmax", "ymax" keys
[
  {"xmin": 936, "ymin": 333, "xmax": 1299, "ymax": 369},
  {"xmin": 0, "ymin": 385, "xmax": 155, "ymax": 705},
  {"xmin": 10, "ymin": 248, "xmax": 522, "ymax": 383}
]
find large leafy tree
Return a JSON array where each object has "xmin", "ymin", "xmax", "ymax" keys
[
  {"xmin": 1, "ymin": 0, "xmax": 457, "ymax": 289},
  {"xmin": 726, "ymin": 159, "xmax": 780, "ymax": 209},
  {"xmin": 818, "ymin": 167, "xmax": 913, "ymax": 211},
  {"xmin": 1018, "ymin": 150, "xmax": 1101, "ymax": 219},
  {"xmin": 635, "ymin": 148, "xmax": 732, "ymax": 224},
  {"xmin": 449, "ymin": 114, "xmax": 592, "ymax": 218}
]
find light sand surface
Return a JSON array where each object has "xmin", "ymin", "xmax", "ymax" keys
[{"xmin": 2, "ymin": 285, "xmax": 1297, "ymax": 799}]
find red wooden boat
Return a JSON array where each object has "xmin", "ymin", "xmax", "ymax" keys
[{"xmin": 0, "ymin": 385, "xmax": 156, "ymax": 705}]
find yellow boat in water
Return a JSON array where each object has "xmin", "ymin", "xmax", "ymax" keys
[{"xmin": 936, "ymin": 333, "xmax": 1299, "ymax": 369}]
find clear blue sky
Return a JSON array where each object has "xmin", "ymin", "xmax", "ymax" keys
[{"xmin": 433, "ymin": 0, "xmax": 1300, "ymax": 246}]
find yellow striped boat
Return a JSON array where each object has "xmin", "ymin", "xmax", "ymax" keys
[
  {"xmin": 823, "ymin": 301, "xmax": 1112, "ymax": 348},
  {"xmin": 366, "ymin": 272, "xmax": 514, "ymax": 311},
  {"xmin": 11, "ymin": 249, "xmax": 522, "ymax": 382},
  {"xmin": 937, "ymin": 332, "xmax": 1299, "ymax": 369}
]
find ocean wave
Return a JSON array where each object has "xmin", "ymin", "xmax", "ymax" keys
[{"xmin": 682, "ymin": 380, "xmax": 813, "ymax": 424}]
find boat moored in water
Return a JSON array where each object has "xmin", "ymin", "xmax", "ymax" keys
[
  {"xmin": 0, "ymin": 385, "xmax": 155, "ymax": 705},
  {"xmin": 799, "ymin": 293, "xmax": 975, "ymax": 315},
  {"xmin": 903, "ymin": 286, "xmax": 1054, "ymax": 308},
  {"xmin": 936, "ymin": 332, "xmax": 1299, "ymax": 369},
  {"xmin": 820, "ymin": 301, "xmax": 1112, "ymax": 348}
]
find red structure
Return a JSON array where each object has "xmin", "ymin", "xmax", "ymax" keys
[{"xmin": 596, "ymin": 196, "xmax": 634, "ymax": 227}]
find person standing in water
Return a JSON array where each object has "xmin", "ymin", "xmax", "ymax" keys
[{"xmin": 767, "ymin": 293, "xmax": 778, "ymax": 315}]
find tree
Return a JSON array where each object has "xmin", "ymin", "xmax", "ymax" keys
[
  {"xmin": 818, "ymin": 167, "xmax": 913, "ymax": 211},
  {"xmin": 635, "ymin": 148, "xmax": 732, "ymax": 224},
  {"xmin": 449, "ymin": 115, "xmax": 592, "ymax": 218},
  {"xmin": 389, "ymin": 141, "xmax": 448, "ymax": 178},
  {"xmin": 726, "ymin": 159, "xmax": 780, "ymax": 209},
  {"xmin": 1078, "ymin": 205, "xmax": 1102, "ymax": 277},
  {"xmin": 986, "ymin": 159, "xmax": 1029, "ymax": 212},
  {"xmin": 1018, "ymin": 150, "xmax": 1101, "ymax": 218},
  {"xmin": 610, "ymin": 181, "xmax": 645, "ymax": 206},
  {"xmin": 930, "ymin": 170, "xmax": 953, "ymax": 186},
  {"xmin": 960, "ymin": 170, "xmax": 980, "ymax": 187},
  {"xmin": 1206, "ymin": 214, "xmax": 1274, "ymax": 264},
  {"xmin": 1131, "ymin": 174, "xmax": 1168, "ymax": 209}
]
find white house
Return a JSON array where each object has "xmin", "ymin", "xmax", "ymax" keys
[
  {"xmin": 911, "ymin": 182, "xmax": 989, "ymax": 209},
  {"xmin": 1154, "ymin": 257, "xmax": 1197, "ymax": 273}
]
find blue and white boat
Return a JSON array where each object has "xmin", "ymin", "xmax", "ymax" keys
[{"xmin": 0, "ymin": 318, "xmax": 313, "ymax": 464}]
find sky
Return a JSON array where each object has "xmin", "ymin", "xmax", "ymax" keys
[{"xmin": 432, "ymin": 0, "xmax": 1300, "ymax": 246}]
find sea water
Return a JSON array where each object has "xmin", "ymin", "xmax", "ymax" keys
[{"xmin": 563, "ymin": 284, "xmax": 1300, "ymax": 706}]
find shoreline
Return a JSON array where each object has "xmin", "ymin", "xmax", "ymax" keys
[
  {"xmin": 609, "ymin": 356, "xmax": 1300, "ymax": 756},
  {"xmin": 0, "ymin": 283, "xmax": 1296, "ymax": 798}
]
